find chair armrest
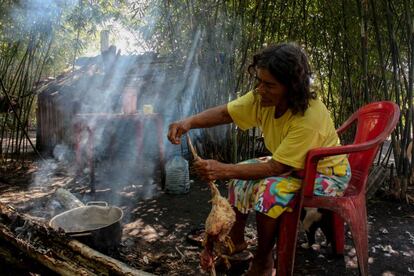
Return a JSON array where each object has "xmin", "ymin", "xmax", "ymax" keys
[
  {"xmin": 336, "ymin": 116, "xmax": 357, "ymax": 134},
  {"xmin": 336, "ymin": 113, "xmax": 357, "ymax": 135},
  {"xmin": 302, "ymin": 138, "xmax": 382, "ymax": 197}
]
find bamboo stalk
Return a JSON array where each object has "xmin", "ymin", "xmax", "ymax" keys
[{"xmin": 0, "ymin": 78, "xmax": 43, "ymax": 160}]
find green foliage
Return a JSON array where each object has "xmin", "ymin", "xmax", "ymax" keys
[
  {"xmin": 1, "ymin": 0, "xmax": 413, "ymax": 197},
  {"xmin": 0, "ymin": 0, "xmax": 130, "ymax": 164},
  {"xmin": 136, "ymin": 0, "xmax": 414, "ymax": 199}
]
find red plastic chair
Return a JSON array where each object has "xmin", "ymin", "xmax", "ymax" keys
[{"xmin": 276, "ymin": 101, "xmax": 400, "ymax": 276}]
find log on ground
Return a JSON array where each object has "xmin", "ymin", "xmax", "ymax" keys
[{"xmin": 0, "ymin": 202, "xmax": 152, "ymax": 276}]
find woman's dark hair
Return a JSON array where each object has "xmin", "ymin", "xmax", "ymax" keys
[{"xmin": 248, "ymin": 42, "xmax": 316, "ymax": 115}]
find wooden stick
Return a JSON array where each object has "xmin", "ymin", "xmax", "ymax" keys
[
  {"xmin": 186, "ymin": 134, "xmax": 218, "ymax": 276},
  {"xmin": 186, "ymin": 133, "xmax": 199, "ymax": 160},
  {"xmin": 186, "ymin": 134, "xmax": 219, "ymax": 195},
  {"xmin": 68, "ymin": 240, "xmax": 153, "ymax": 276}
]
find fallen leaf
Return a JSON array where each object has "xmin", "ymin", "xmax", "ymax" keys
[
  {"xmin": 381, "ymin": 245, "xmax": 398, "ymax": 255},
  {"xmin": 368, "ymin": 257, "xmax": 374, "ymax": 264},
  {"xmin": 348, "ymin": 247, "xmax": 356, "ymax": 257},
  {"xmin": 311, "ymin": 244, "xmax": 321, "ymax": 251},
  {"xmin": 379, "ymin": 227, "xmax": 389, "ymax": 234}
]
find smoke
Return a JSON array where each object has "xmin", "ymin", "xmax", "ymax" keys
[
  {"xmin": 183, "ymin": 28, "xmax": 202, "ymax": 78},
  {"xmin": 53, "ymin": 144, "xmax": 71, "ymax": 164},
  {"xmin": 32, "ymin": 159, "xmax": 58, "ymax": 187},
  {"xmin": 181, "ymin": 67, "xmax": 201, "ymax": 118},
  {"xmin": 33, "ymin": 143, "xmax": 74, "ymax": 187},
  {"xmin": 28, "ymin": 1, "xmax": 241, "ymax": 207},
  {"xmin": 67, "ymin": 54, "xmax": 160, "ymax": 205}
]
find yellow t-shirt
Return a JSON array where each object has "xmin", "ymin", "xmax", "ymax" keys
[{"xmin": 227, "ymin": 91, "xmax": 347, "ymax": 174}]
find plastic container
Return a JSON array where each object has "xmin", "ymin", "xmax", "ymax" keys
[{"xmin": 165, "ymin": 155, "xmax": 190, "ymax": 194}]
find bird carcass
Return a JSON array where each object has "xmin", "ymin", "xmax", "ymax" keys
[
  {"xmin": 185, "ymin": 134, "xmax": 236, "ymax": 275},
  {"xmin": 201, "ymin": 181, "xmax": 236, "ymax": 274}
]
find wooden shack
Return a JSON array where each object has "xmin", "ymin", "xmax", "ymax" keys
[{"xmin": 36, "ymin": 51, "xmax": 185, "ymax": 155}]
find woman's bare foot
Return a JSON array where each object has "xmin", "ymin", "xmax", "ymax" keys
[
  {"xmin": 226, "ymin": 240, "xmax": 249, "ymax": 255},
  {"xmin": 221, "ymin": 234, "xmax": 249, "ymax": 256},
  {"xmin": 245, "ymin": 256, "xmax": 275, "ymax": 276}
]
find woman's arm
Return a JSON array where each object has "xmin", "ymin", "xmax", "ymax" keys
[
  {"xmin": 194, "ymin": 158, "xmax": 292, "ymax": 181},
  {"xmin": 187, "ymin": 104, "xmax": 233, "ymax": 128},
  {"xmin": 168, "ymin": 104, "xmax": 233, "ymax": 144}
]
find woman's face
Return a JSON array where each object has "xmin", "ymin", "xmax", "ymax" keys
[{"xmin": 255, "ymin": 68, "xmax": 287, "ymax": 107}]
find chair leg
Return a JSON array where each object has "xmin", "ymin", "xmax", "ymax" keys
[
  {"xmin": 343, "ymin": 198, "xmax": 369, "ymax": 276},
  {"xmin": 331, "ymin": 212, "xmax": 345, "ymax": 255},
  {"xmin": 276, "ymin": 207, "xmax": 301, "ymax": 276},
  {"xmin": 320, "ymin": 210, "xmax": 344, "ymax": 255}
]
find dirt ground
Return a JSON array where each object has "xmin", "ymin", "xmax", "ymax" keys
[{"xmin": 0, "ymin": 158, "xmax": 414, "ymax": 276}]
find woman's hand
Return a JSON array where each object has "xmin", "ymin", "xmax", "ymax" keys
[
  {"xmin": 193, "ymin": 158, "xmax": 226, "ymax": 181},
  {"xmin": 167, "ymin": 120, "xmax": 191, "ymax": 144}
]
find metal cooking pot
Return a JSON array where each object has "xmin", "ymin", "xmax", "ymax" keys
[{"xmin": 49, "ymin": 201, "xmax": 123, "ymax": 251}]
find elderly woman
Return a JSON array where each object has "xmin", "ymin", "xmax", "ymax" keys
[{"xmin": 167, "ymin": 43, "xmax": 351, "ymax": 276}]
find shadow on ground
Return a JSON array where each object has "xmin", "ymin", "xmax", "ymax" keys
[{"xmin": 1, "ymin": 162, "xmax": 413, "ymax": 276}]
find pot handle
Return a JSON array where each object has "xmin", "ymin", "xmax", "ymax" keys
[
  {"xmin": 70, "ymin": 232, "xmax": 92, "ymax": 238},
  {"xmin": 86, "ymin": 201, "xmax": 108, "ymax": 207}
]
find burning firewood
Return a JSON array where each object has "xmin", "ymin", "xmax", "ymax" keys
[
  {"xmin": 0, "ymin": 202, "xmax": 151, "ymax": 276},
  {"xmin": 186, "ymin": 134, "xmax": 236, "ymax": 275}
]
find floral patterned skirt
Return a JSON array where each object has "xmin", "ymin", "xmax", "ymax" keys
[{"xmin": 227, "ymin": 157, "xmax": 351, "ymax": 219}]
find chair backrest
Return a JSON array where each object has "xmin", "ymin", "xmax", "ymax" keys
[{"xmin": 339, "ymin": 101, "xmax": 400, "ymax": 196}]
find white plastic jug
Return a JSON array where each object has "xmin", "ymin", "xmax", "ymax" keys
[{"xmin": 165, "ymin": 155, "xmax": 190, "ymax": 194}]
